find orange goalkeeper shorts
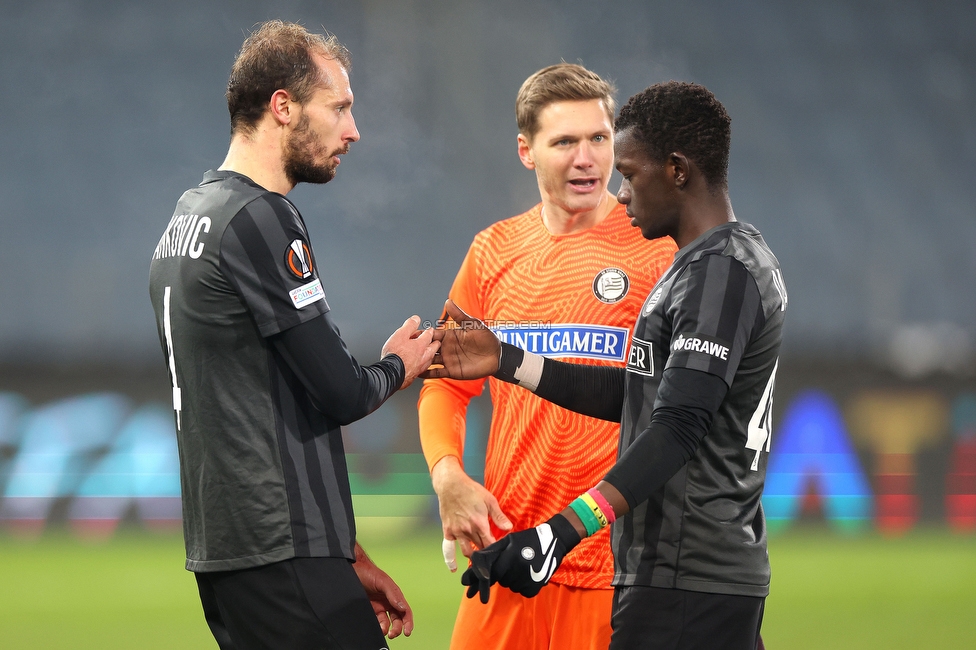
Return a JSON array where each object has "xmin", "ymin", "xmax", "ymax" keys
[{"xmin": 449, "ymin": 582, "xmax": 613, "ymax": 650}]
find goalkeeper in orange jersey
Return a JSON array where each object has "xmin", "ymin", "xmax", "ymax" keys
[{"xmin": 418, "ymin": 64, "xmax": 676, "ymax": 650}]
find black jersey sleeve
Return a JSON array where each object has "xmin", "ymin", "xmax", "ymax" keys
[
  {"xmin": 494, "ymin": 342, "xmax": 626, "ymax": 422},
  {"xmin": 534, "ymin": 358, "xmax": 626, "ymax": 422},
  {"xmin": 219, "ymin": 193, "xmax": 331, "ymax": 337},
  {"xmin": 270, "ymin": 313, "xmax": 405, "ymax": 425},
  {"xmin": 603, "ymin": 367, "xmax": 728, "ymax": 508},
  {"xmin": 664, "ymin": 255, "xmax": 765, "ymax": 386}
]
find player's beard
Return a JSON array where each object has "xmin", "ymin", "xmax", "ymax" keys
[{"xmin": 283, "ymin": 113, "xmax": 345, "ymax": 186}]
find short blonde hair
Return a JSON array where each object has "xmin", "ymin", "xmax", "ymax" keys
[{"xmin": 515, "ymin": 63, "xmax": 616, "ymax": 140}]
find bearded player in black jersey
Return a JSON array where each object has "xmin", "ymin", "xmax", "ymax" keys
[
  {"xmin": 424, "ymin": 82, "xmax": 785, "ymax": 649},
  {"xmin": 149, "ymin": 21, "xmax": 438, "ymax": 650}
]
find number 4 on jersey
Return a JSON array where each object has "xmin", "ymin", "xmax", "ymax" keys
[{"xmin": 745, "ymin": 359, "xmax": 778, "ymax": 471}]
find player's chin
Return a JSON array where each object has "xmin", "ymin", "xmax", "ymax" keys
[
  {"xmin": 561, "ymin": 193, "xmax": 604, "ymax": 213},
  {"xmin": 633, "ymin": 218, "xmax": 662, "ymax": 241},
  {"xmin": 286, "ymin": 162, "xmax": 336, "ymax": 186}
]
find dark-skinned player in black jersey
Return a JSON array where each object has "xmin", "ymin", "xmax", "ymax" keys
[{"xmin": 424, "ymin": 82, "xmax": 785, "ymax": 650}]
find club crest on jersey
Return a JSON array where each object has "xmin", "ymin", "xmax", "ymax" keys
[
  {"xmin": 643, "ymin": 287, "xmax": 663, "ymax": 315},
  {"xmin": 284, "ymin": 239, "xmax": 314, "ymax": 280},
  {"xmin": 592, "ymin": 267, "xmax": 630, "ymax": 304}
]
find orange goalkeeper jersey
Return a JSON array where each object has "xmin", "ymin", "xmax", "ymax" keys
[{"xmin": 419, "ymin": 201, "xmax": 676, "ymax": 589}]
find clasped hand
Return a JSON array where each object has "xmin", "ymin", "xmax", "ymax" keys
[
  {"xmin": 421, "ymin": 300, "xmax": 501, "ymax": 381},
  {"xmin": 460, "ymin": 514, "xmax": 582, "ymax": 604}
]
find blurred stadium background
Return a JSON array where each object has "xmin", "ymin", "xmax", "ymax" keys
[{"xmin": 1, "ymin": 0, "xmax": 974, "ymax": 647}]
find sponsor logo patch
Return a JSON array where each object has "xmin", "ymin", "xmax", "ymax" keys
[
  {"xmin": 289, "ymin": 278, "xmax": 325, "ymax": 309},
  {"xmin": 492, "ymin": 323, "xmax": 629, "ymax": 362},
  {"xmin": 671, "ymin": 333, "xmax": 730, "ymax": 361},
  {"xmin": 626, "ymin": 337, "xmax": 654, "ymax": 377},
  {"xmin": 592, "ymin": 267, "xmax": 630, "ymax": 304},
  {"xmin": 284, "ymin": 239, "xmax": 314, "ymax": 280}
]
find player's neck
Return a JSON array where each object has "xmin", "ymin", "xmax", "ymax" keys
[
  {"xmin": 541, "ymin": 191, "xmax": 616, "ymax": 236},
  {"xmin": 219, "ymin": 130, "xmax": 295, "ymax": 196},
  {"xmin": 674, "ymin": 192, "xmax": 736, "ymax": 249}
]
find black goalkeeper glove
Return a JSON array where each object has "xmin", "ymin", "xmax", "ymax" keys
[{"xmin": 460, "ymin": 514, "xmax": 582, "ymax": 603}]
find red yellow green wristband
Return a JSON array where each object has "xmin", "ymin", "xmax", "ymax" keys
[
  {"xmin": 568, "ymin": 486, "xmax": 618, "ymax": 539},
  {"xmin": 587, "ymin": 487, "xmax": 617, "ymax": 524},
  {"xmin": 568, "ymin": 497, "xmax": 602, "ymax": 537},
  {"xmin": 579, "ymin": 492, "xmax": 609, "ymax": 528}
]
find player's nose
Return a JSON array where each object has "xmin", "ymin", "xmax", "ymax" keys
[
  {"xmin": 344, "ymin": 113, "xmax": 361, "ymax": 143},
  {"xmin": 616, "ymin": 178, "xmax": 631, "ymax": 204},
  {"xmin": 574, "ymin": 142, "xmax": 595, "ymax": 167}
]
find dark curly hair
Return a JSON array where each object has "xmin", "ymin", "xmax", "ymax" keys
[
  {"xmin": 615, "ymin": 81, "xmax": 731, "ymax": 189},
  {"xmin": 226, "ymin": 20, "xmax": 351, "ymax": 136}
]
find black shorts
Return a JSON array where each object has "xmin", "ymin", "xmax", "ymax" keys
[
  {"xmin": 194, "ymin": 556, "xmax": 388, "ymax": 650},
  {"xmin": 609, "ymin": 585, "xmax": 764, "ymax": 650}
]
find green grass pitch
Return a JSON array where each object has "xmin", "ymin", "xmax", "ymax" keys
[{"xmin": 0, "ymin": 525, "xmax": 973, "ymax": 648}]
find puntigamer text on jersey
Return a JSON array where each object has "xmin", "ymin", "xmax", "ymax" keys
[{"xmin": 493, "ymin": 324, "xmax": 629, "ymax": 362}]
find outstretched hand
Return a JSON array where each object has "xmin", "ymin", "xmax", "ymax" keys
[
  {"xmin": 353, "ymin": 544, "xmax": 414, "ymax": 639},
  {"xmin": 432, "ymin": 456, "xmax": 512, "ymax": 570},
  {"xmin": 381, "ymin": 315, "xmax": 439, "ymax": 389},
  {"xmin": 422, "ymin": 300, "xmax": 500, "ymax": 381}
]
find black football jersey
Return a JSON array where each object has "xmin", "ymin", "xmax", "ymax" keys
[
  {"xmin": 613, "ymin": 221, "xmax": 787, "ymax": 597},
  {"xmin": 149, "ymin": 171, "xmax": 357, "ymax": 572}
]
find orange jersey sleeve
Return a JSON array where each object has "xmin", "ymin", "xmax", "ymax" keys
[
  {"xmin": 419, "ymin": 202, "xmax": 677, "ymax": 588},
  {"xmin": 418, "ymin": 242, "xmax": 488, "ymax": 472}
]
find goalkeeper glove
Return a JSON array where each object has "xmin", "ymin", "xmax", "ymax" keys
[{"xmin": 460, "ymin": 513, "xmax": 581, "ymax": 603}]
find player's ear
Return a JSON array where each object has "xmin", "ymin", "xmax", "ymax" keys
[
  {"xmin": 269, "ymin": 89, "xmax": 294, "ymax": 126},
  {"xmin": 669, "ymin": 152, "xmax": 689, "ymax": 189},
  {"xmin": 517, "ymin": 133, "xmax": 536, "ymax": 170}
]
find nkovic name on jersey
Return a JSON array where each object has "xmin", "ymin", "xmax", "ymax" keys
[
  {"xmin": 493, "ymin": 325, "xmax": 628, "ymax": 361},
  {"xmin": 152, "ymin": 214, "xmax": 212, "ymax": 260}
]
